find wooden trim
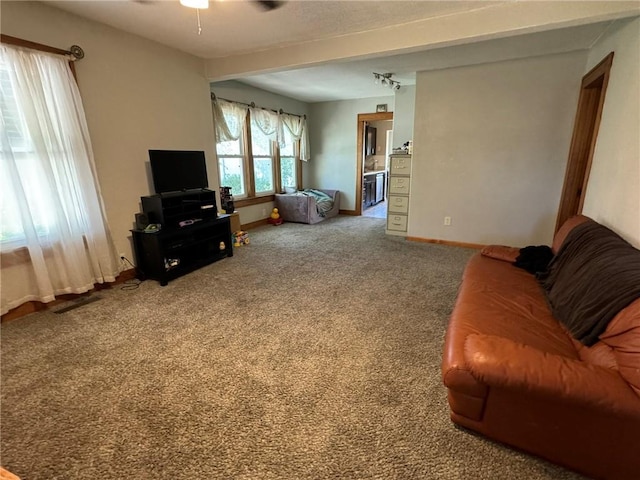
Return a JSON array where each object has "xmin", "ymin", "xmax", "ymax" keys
[
  {"xmin": 1, "ymin": 34, "xmax": 78, "ymax": 78},
  {"xmin": 244, "ymin": 113, "xmax": 256, "ymax": 197},
  {"xmin": 576, "ymin": 53, "xmax": 613, "ymax": 214},
  {"xmin": 555, "ymin": 52, "xmax": 614, "ymax": 231},
  {"xmin": 1, "ymin": 34, "xmax": 71, "ymax": 56},
  {"xmin": 406, "ymin": 236, "xmax": 485, "ymax": 250},
  {"xmin": 360, "ymin": 112, "xmax": 395, "ymax": 122},
  {"xmin": 241, "ymin": 218, "xmax": 269, "ymax": 230},
  {"xmin": 235, "ymin": 195, "xmax": 274, "ymax": 208},
  {"xmin": 296, "ymin": 144, "xmax": 303, "ymax": 189},
  {"xmin": 1, "ymin": 268, "xmax": 137, "ymax": 323},
  {"xmin": 339, "ymin": 209, "xmax": 358, "ymax": 216},
  {"xmin": 1, "ymin": 246, "xmax": 30, "ymax": 267},
  {"xmin": 356, "ymin": 112, "xmax": 393, "ymax": 216}
]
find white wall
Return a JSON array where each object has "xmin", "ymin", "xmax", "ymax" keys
[
  {"xmin": 1, "ymin": 1, "xmax": 216, "ymax": 263},
  {"xmin": 410, "ymin": 51, "xmax": 587, "ymax": 246},
  {"xmin": 209, "ymin": 80, "xmax": 310, "ymax": 224},
  {"xmin": 581, "ymin": 17, "xmax": 640, "ymax": 248},
  {"xmin": 308, "ymin": 96, "xmax": 395, "ymax": 211},
  {"xmin": 392, "ymin": 85, "xmax": 416, "ymax": 150}
]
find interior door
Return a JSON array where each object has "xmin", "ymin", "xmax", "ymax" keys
[{"xmin": 555, "ymin": 52, "xmax": 614, "ymax": 231}]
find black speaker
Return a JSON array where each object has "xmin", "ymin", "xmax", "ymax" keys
[{"xmin": 135, "ymin": 213, "xmax": 149, "ymax": 230}]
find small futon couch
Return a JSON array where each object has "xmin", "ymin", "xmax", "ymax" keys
[{"xmin": 274, "ymin": 189, "xmax": 339, "ymax": 224}]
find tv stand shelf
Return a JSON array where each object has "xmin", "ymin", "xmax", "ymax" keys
[
  {"xmin": 142, "ymin": 189, "xmax": 217, "ymax": 230},
  {"xmin": 132, "ymin": 190, "xmax": 232, "ymax": 286}
]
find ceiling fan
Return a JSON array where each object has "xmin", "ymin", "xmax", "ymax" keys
[
  {"xmin": 175, "ymin": 0, "xmax": 284, "ymax": 11},
  {"xmin": 167, "ymin": 0, "xmax": 286, "ymax": 34}
]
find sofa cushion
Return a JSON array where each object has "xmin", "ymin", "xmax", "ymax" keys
[
  {"xmin": 457, "ymin": 254, "xmax": 578, "ymax": 358},
  {"xmin": 551, "ymin": 214, "xmax": 590, "ymax": 254},
  {"xmin": 539, "ymin": 220, "xmax": 640, "ymax": 346},
  {"xmin": 480, "ymin": 244, "xmax": 520, "ymax": 263},
  {"xmin": 599, "ymin": 298, "xmax": 640, "ymax": 397}
]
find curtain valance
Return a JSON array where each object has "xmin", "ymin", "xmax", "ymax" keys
[{"xmin": 212, "ymin": 97, "xmax": 310, "ymax": 161}]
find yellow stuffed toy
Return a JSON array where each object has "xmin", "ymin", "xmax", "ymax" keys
[{"xmin": 268, "ymin": 208, "xmax": 283, "ymax": 226}]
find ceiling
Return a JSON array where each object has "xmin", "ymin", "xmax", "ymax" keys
[{"xmin": 47, "ymin": 1, "xmax": 640, "ymax": 103}]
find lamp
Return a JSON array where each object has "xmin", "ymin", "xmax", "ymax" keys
[
  {"xmin": 180, "ymin": 0, "xmax": 209, "ymax": 8},
  {"xmin": 373, "ymin": 72, "xmax": 401, "ymax": 91}
]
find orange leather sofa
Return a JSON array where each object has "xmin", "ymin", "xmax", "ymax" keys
[{"xmin": 442, "ymin": 215, "xmax": 640, "ymax": 479}]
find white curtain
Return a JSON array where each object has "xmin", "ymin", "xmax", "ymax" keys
[
  {"xmin": 213, "ymin": 97, "xmax": 310, "ymax": 161},
  {"xmin": 249, "ymin": 107, "xmax": 279, "ymax": 142},
  {"xmin": 212, "ymin": 98, "xmax": 247, "ymax": 143},
  {"xmin": 0, "ymin": 44, "xmax": 120, "ymax": 314},
  {"xmin": 279, "ymin": 113, "xmax": 310, "ymax": 161}
]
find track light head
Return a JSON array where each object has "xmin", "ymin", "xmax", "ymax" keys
[{"xmin": 372, "ymin": 72, "xmax": 401, "ymax": 91}]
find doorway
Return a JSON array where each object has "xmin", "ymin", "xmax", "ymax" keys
[
  {"xmin": 356, "ymin": 112, "xmax": 394, "ymax": 216},
  {"xmin": 555, "ymin": 52, "xmax": 614, "ymax": 231}
]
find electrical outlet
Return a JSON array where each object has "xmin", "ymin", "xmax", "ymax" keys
[
  {"xmin": 444, "ymin": 216, "xmax": 452, "ymax": 226},
  {"xmin": 262, "ymin": 208, "xmax": 267, "ymax": 216}
]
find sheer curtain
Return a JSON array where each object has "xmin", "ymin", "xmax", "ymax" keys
[
  {"xmin": 212, "ymin": 98, "xmax": 247, "ymax": 142},
  {"xmin": 249, "ymin": 107, "xmax": 279, "ymax": 141},
  {"xmin": 278, "ymin": 113, "xmax": 310, "ymax": 161},
  {"xmin": 212, "ymin": 98, "xmax": 310, "ymax": 161},
  {"xmin": 0, "ymin": 44, "xmax": 120, "ymax": 314}
]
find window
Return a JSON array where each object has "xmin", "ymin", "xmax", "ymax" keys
[
  {"xmin": 279, "ymin": 129, "xmax": 297, "ymax": 190},
  {"xmin": 216, "ymin": 136, "xmax": 246, "ymax": 198},
  {"xmin": 214, "ymin": 104, "xmax": 302, "ymax": 205},
  {"xmin": 0, "ymin": 56, "xmax": 57, "ymax": 245},
  {"xmin": 250, "ymin": 118, "xmax": 275, "ymax": 195},
  {"xmin": 1, "ymin": 40, "xmax": 120, "ymax": 314}
]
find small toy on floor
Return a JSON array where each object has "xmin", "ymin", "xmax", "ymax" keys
[
  {"xmin": 268, "ymin": 208, "xmax": 284, "ymax": 226},
  {"xmin": 233, "ymin": 230, "xmax": 250, "ymax": 247}
]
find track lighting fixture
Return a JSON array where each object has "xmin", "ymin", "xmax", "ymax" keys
[{"xmin": 373, "ymin": 72, "xmax": 401, "ymax": 91}]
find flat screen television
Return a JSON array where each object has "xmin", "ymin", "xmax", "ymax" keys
[{"xmin": 149, "ymin": 150, "xmax": 208, "ymax": 194}]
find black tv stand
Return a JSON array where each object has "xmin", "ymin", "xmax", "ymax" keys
[{"xmin": 132, "ymin": 190, "xmax": 232, "ymax": 286}]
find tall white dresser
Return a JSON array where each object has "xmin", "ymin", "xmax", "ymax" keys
[{"xmin": 386, "ymin": 154, "xmax": 412, "ymax": 236}]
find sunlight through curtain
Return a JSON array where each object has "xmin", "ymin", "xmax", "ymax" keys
[{"xmin": 0, "ymin": 44, "xmax": 120, "ymax": 314}]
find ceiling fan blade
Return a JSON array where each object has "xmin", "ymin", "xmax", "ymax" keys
[{"xmin": 254, "ymin": 0, "xmax": 284, "ymax": 11}]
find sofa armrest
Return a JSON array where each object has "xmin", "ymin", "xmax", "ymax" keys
[
  {"xmin": 464, "ymin": 333, "xmax": 640, "ymax": 418},
  {"xmin": 318, "ymin": 189, "xmax": 338, "ymax": 202},
  {"xmin": 275, "ymin": 193, "xmax": 313, "ymax": 224}
]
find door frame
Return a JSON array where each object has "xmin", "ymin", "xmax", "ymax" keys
[
  {"xmin": 355, "ymin": 112, "xmax": 394, "ymax": 216},
  {"xmin": 555, "ymin": 52, "xmax": 614, "ymax": 231}
]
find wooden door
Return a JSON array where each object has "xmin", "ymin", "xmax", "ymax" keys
[{"xmin": 555, "ymin": 53, "xmax": 614, "ymax": 231}]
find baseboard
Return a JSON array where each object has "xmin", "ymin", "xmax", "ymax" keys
[
  {"xmin": 406, "ymin": 237, "xmax": 485, "ymax": 250},
  {"xmin": 241, "ymin": 218, "xmax": 270, "ymax": 230},
  {"xmin": 1, "ymin": 268, "xmax": 137, "ymax": 323},
  {"xmin": 339, "ymin": 209, "xmax": 358, "ymax": 216}
]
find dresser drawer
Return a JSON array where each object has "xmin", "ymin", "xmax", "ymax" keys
[
  {"xmin": 389, "ymin": 176, "xmax": 410, "ymax": 195},
  {"xmin": 388, "ymin": 195, "xmax": 408, "ymax": 214},
  {"xmin": 390, "ymin": 156, "xmax": 412, "ymax": 175},
  {"xmin": 387, "ymin": 214, "xmax": 408, "ymax": 232}
]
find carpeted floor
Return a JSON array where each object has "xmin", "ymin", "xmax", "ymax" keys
[{"xmin": 1, "ymin": 216, "xmax": 585, "ymax": 479}]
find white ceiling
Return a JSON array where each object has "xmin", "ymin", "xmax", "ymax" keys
[
  {"xmin": 47, "ymin": 0, "xmax": 640, "ymax": 103},
  {"xmin": 48, "ymin": 1, "xmax": 504, "ymax": 59},
  {"xmin": 237, "ymin": 20, "xmax": 614, "ymax": 102}
]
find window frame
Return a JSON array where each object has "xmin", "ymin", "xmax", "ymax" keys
[{"xmin": 217, "ymin": 111, "xmax": 302, "ymax": 209}]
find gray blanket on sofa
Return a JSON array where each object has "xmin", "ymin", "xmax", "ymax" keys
[
  {"xmin": 538, "ymin": 220, "xmax": 640, "ymax": 346},
  {"xmin": 296, "ymin": 189, "xmax": 334, "ymax": 217}
]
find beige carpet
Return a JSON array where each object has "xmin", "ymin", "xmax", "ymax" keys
[{"xmin": 0, "ymin": 216, "xmax": 585, "ymax": 479}]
